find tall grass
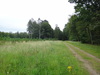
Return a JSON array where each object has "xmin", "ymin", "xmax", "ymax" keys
[{"xmin": 0, "ymin": 41, "xmax": 88, "ymax": 75}]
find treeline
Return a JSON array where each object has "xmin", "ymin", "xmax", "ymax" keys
[
  {"xmin": 0, "ymin": 32, "xmax": 28, "ymax": 39},
  {"xmin": 63, "ymin": 0, "xmax": 100, "ymax": 44},
  {"xmin": 0, "ymin": 18, "xmax": 64, "ymax": 40}
]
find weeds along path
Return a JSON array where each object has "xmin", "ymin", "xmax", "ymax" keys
[{"xmin": 65, "ymin": 43, "xmax": 99, "ymax": 75}]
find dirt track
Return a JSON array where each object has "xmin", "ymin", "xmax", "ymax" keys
[{"xmin": 65, "ymin": 43, "xmax": 100, "ymax": 75}]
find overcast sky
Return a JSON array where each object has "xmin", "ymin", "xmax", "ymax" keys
[{"xmin": 0, "ymin": 0, "xmax": 75, "ymax": 32}]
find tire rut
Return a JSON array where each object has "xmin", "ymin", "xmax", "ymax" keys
[
  {"xmin": 68, "ymin": 43, "xmax": 100, "ymax": 62},
  {"xmin": 65, "ymin": 43, "xmax": 99, "ymax": 75}
]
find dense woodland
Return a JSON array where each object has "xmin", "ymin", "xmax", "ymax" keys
[
  {"xmin": 0, "ymin": 0, "xmax": 100, "ymax": 44},
  {"xmin": 64, "ymin": 0, "xmax": 100, "ymax": 44}
]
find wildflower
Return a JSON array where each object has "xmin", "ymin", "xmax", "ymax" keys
[{"xmin": 67, "ymin": 66, "xmax": 72, "ymax": 72}]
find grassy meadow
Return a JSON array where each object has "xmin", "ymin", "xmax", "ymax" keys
[{"xmin": 0, "ymin": 41, "xmax": 88, "ymax": 75}]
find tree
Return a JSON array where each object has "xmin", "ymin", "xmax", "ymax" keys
[
  {"xmin": 27, "ymin": 18, "xmax": 34, "ymax": 38},
  {"xmin": 27, "ymin": 18, "xmax": 39, "ymax": 39},
  {"xmin": 41, "ymin": 20, "xmax": 54, "ymax": 39},
  {"xmin": 63, "ymin": 15, "xmax": 80, "ymax": 41},
  {"xmin": 54, "ymin": 25, "xmax": 62, "ymax": 40},
  {"xmin": 37, "ymin": 18, "xmax": 42, "ymax": 39},
  {"xmin": 63, "ymin": 24, "xmax": 69, "ymax": 40}
]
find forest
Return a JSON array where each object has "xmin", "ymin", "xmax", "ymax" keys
[
  {"xmin": 0, "ymin": 0, "xmax": 100, "ymax": 44},
  {"xmin": 63, "ymin": 0, "xmax": 100, "ymax": 44}
]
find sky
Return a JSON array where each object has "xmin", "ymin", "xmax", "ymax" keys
[{"xmin": 0, "ymin": 0, "xmax": 75, "ymax": 32}]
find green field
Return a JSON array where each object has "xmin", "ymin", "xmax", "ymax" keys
[{"xmin": 0, "ymin": 41, "xmax": 88, "ymax": 75}]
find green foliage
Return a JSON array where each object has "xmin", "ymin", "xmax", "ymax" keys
[
  {"xmin": 27, "ymin": 18, "xmax": 39, "ymax": 39},
  {"xmin": 54, "ymin": 25, "xmax": 63, "ymax": 40},
  {"xmin": 27, "ymin": 18, "xmax": 54, "ymax": 39},
  {"xmin": 0, "ymin": 31, "xmax": 29, "ymax": 39},
  {"xmin": 41, "ymin": 20, "xmax": 54, "ymax": 39},
  {"xmin": 64, "ymin": 0, "xmax": 100, "ymax": 44},
  {"xmin": 63, "ymin": 24, "xmax": 69, "ymax": 40},
  {"xmin": 63, "ymin": 15, "xmax": 80, "ymax": 41}
]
